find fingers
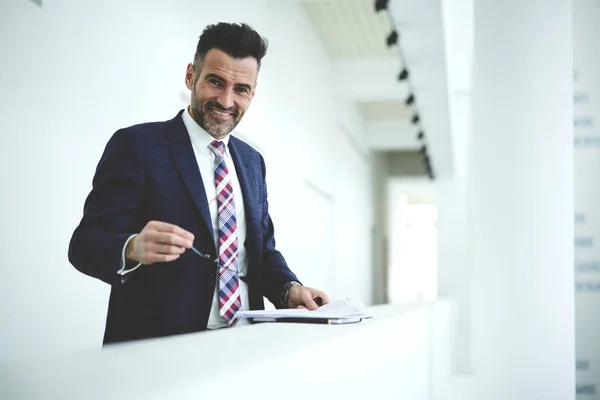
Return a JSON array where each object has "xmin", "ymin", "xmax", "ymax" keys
[
  {"xmin": 148, "ymin": 221, "xmax": 194, "ymax": 246},
  {"xmin": 149, "ymin": 231, "xmax": 194, "ymax": 249},
  {"xmin": 146, "ymin": 252, "xmax": 181, "ymax": 263},
  {"xmin": 128, "ymin": 221, "xmax": 195, "ymax": 265},
  {"xmin": 317, "ymin": 291, "xmax": 330, "ymax": 305},
  {"xmin": 301, "ymin": 290, "xmax": 319, "ymax": 310},
  {"xmin": 137, "ymin": 242, "xmax": 183, "ymax": 264},
  {"xmin": 149, "ymin": 243, "xmax": 186, "ymax": 256},
  {"xmin": 288, "ymin": 286, "xmax": 330, "ymax": 310}
]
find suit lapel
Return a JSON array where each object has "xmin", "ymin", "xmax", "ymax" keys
[
  {"xmin": 167, "ymin": 112, "xmax": 214, "ymax": 243},
  {"xmin": 165, "ymin": 114, "xmax": 260, "ymax": 252},
  {"xmin": 229, "ymin": 138, "xmax": 260, "ymax": 246}
]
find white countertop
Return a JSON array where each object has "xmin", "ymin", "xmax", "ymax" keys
[{"xmin": 0, "ymin": 302, "xmax": 436, "ymax": 400}]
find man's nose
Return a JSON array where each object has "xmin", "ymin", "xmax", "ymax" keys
[{"xmin": 217, "ymin": 89, "xmax": 234, "ymax": 109}]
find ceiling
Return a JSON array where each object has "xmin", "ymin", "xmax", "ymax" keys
[
  {"xmin": 299, "ymin": 0, "xmax": 454, "ymax": 177},
  {"xmin": 359, "ymin": 99, "xmax": 413, "ymax": 120},
  {"xmin": 301, "ymin": 0, "xmax": 397, "ymax": 60}
]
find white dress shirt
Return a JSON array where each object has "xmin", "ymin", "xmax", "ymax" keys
[
  {"xmin": 182, "ymin": 108, "xmax": 250, "ymax": 329},
  {"xmin": 119, "ymin": 108, "xmax": 250, "ymax": 330}
]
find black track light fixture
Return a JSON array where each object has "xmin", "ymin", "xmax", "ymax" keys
[
  {"xmin": 417, "ymin": 131, "xmax": 424, "ymax": 140},
  {"xmin": 375, "ymin": 0, "xmax": 389, "ymax": 12},
  {"xmin": 386, "ymin": 30, "xmax": 398, "ymax": 47},
  {"xmin": 425, "ymin": 162, "xmax": 433, "ymax": 178},
  {"xmin": 412, "ymin": 114, "xmax": 420, "ymax": 124},
  {"xmin": 405, "ymin": 93, "xmax": 415, "ymax": 105},
  {"xmin": 398, "ymin": 68, "xmax": 409, "ymax": 81}
]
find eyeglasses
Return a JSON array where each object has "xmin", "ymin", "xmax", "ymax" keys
[
  {"xmin": 190, "ymin": 246, "xmax": 244, "ymax": 327},
  {"xmin": 190, "ymin": 246, "xmax": 238, "ymax": 272}
]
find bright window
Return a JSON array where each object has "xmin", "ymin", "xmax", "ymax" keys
[{"xmin": 388, "ymin": 193, "xmax": 438, "ymax": 304}]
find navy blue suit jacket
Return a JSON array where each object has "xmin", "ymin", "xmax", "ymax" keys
[{"xmin": 69, "ymin": 110, "xmax": 298, "ymax": 344}]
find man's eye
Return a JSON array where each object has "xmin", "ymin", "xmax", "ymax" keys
[
  {"xmin": 210, "ymin": 79, "xmax": 223, "ymax": 87},
  {"xmin": 236, "ymin": 87, "xmax": 249, "ymax": 94}
]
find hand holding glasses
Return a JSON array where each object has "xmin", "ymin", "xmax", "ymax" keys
[{"xmin": 189, "ymin": 245, "xmax": 238, "ymax": 272}]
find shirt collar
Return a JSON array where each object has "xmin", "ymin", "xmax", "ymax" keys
[{"xmin": 182, "ymin": 107, "xmax": 231, "ymax": 152}]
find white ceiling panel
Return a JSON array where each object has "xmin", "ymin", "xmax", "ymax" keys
[
  {"xmin": 360, "ymin": 100, "xmax": 414, "ymax": 120},
  {"xmin": 301, "ymin": 0, "xmax": 397, "ymax": 60}
]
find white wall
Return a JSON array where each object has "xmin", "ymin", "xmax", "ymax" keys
[
  {"xmin": 573, "ymin": 0, "xmax": 600, "ymax": 397},
  {"xmin": 436, "ymin": 0, "xmax": 474, "ymax": 375},
  {"xmin": 437, "ymin": 0, "xmax": 575, "ymax": 398},
  {"xmin": 0, "ymin": 0, "xmax": 373, "ymax": 362},
  {"xmin": 468, "ymin": 1, "xmax": 574, "ymax": 399},
  {"xmin": 365, "ymin": 119, "xmax": 421, "ymax": 151}
]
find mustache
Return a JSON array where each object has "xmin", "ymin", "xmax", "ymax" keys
[{"xmin": 207, "ymin": 101, "xmax": 237, "ymax": 113}]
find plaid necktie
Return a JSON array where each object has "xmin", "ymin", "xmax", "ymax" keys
[{"xmin": 209, "ymin": 140, "xmax": 241, "ymax": 326}]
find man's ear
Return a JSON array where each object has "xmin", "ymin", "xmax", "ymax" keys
[{"xmin": 185, "ymin": 63, "xmax": 195, "ymax": 90}]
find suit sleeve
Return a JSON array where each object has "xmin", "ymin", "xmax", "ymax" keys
[
  {"xmin": 68, "ymin": 129, "xmax": 145, "ymax": 285},
  {"xmin": 258, "ymin": 155, "xmax": 300, "ymax": 308}
]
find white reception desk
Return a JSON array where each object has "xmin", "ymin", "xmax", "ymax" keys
[{"xmin": 1, "ymin": 301, "xmax": 455, "ymax": 400}]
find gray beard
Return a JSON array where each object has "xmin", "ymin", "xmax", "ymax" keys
[{"xmin": 190, "ymin": 100, "xmax": 238, "ymax": 139}]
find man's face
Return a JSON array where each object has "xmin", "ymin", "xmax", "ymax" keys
[{"xmin": 185, "ymin": 49, "xmax": 257, "ymax": 139}]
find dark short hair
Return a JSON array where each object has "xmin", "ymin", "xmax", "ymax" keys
[{"xmin": 194, "ymin": 22, "xmax": 268, "ymax": 72}]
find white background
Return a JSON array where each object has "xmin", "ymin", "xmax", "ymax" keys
[
  {"xmin": 0, "ymin": 0, "xmax": 374, "ymax": 362},
  {"xmin": 574, "ymin": 0, "xmax": 600, "ymax": 397}
]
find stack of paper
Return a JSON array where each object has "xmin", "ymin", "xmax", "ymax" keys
[{"xmin": 237, "ymin": 297, "xmax": 372, "ymax": 322}]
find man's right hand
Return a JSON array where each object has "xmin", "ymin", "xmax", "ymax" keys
[{"xmin": 126, "ymin": 221, "xmax": 195, "ymax": 265}]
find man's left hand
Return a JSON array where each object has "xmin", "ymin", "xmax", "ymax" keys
[{"xmin": 287, "ymin": 286, "xmax": 330, "ymax": 310}]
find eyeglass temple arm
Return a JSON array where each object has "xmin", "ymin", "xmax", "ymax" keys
[{"xmin": 190, "ymin": 246, "xmax": 220, "ymax": 264}]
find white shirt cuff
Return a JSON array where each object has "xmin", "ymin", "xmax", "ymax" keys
[{"xmin": 118, "ymin": 234, "xmax": 142, "ymax": 276}]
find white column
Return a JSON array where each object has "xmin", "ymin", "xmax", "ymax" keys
[
  {"xmin": 573, "ymin": 0, "xmax": 600, "ymax": 396},
  {"xmin": 468, "ymin": 1, "xmax": 574, "ymax": 399},
  {"xmin": 437, "ymin": 0, "xmax": 474, "ymax": 374}
]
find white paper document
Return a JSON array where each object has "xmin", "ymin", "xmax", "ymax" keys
[{"xmin": 236, "ymin": 296, "xmax": 372, "ymax": 320}]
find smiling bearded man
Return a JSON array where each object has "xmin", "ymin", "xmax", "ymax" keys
[{"xmin": 69, "ymin": 22, "xmax": 330, "ymax": 345}]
